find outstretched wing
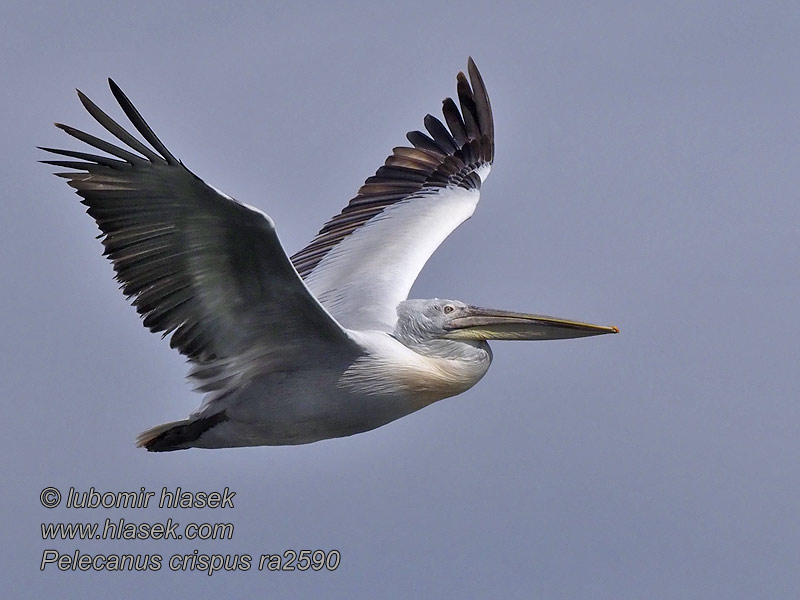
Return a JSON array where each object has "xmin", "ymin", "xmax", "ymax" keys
[
  {"xmin": 42, "ymin": 79, "xmax": 359, "ymax": 392},
  {"xmin": 291, "ymin": 58, "xmax": 495, "ymax": 332}
]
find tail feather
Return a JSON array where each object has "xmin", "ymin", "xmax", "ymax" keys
[{"xmin": 136, "ymin": 412, "xmax": 228, "ymax": 452}]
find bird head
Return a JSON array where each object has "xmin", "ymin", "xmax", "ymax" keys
[{"xmin": 395, "ymin": 298, "xmax": 618, "ymax": 344}]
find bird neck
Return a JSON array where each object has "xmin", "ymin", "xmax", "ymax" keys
[
  {"xmin": 407, "ymin": 338, "xmax": 492, "ymax": 363},
  {"xmin": 339, "ymin": 334, "xmax": 493, "ymax": 406}
]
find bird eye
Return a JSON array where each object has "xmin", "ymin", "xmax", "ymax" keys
[{"xmin": 443, "ymin": 304, "xmax": 455, "ymax": 314}]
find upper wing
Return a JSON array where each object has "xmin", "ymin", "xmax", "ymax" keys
[
  {"xmin": 291, "ymin": 58, "xmax": 494, "ymax": 331},
  {"xmin": 42, "ymin": 79, "xmax": 359, "ymax": 390}
]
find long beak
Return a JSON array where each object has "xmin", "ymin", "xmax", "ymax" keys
[{"xmin": 443, "ymin": 306, "xmax": 619, "ymax": 341}]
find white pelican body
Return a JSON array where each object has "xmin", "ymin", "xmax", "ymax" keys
[
  {"xmin": 188, "ymin": 324, "xmax": 492, "ymax": 449},
  {"xmin": 43, "ymin": 59, "xmax": 617, "ymax": 451}
]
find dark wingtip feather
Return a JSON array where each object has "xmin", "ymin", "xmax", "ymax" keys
[
  {"xmin": 52, "ymin": 122, "xmax": 147, "ymax": 164},
  {"xmin": 76, "ymin": 83, "xmax": 166, "ymax": 164},
  {"xmin": 441, "ymin": 98, "xmax": 468, "ymax": 146},
  {"xmin": 107, "ymin": 78, "xmax": 180, "ymax": 165},
  {"xmin": 423, "ymin": 114, "xmax": 457, "ymax": 153},
  {"xmin": 406, "ymin": 130, "xmax": 446, "ymax": 155},
  {"xmin": 107, "ymin": 77, "xmax": 123, "ymax": 98},
  {"xmin": 466, "ymin": 58, "xmax": 494, "ymax": 157}
]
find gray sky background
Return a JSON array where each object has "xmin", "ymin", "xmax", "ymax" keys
[{"xmin": 3, "ymin": 1, "xmax": 799, "ymax": 598}]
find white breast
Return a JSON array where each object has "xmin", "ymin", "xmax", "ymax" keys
[{"xmin": 339, "ymin": 331, "xmax": 491, "ymax": 407}]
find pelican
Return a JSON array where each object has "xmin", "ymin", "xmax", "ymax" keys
[{"xmin": 42, "ymin": 59, "xmax": 617, "ymax": 452}]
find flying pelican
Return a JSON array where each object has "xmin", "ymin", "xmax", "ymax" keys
[{"xmin": 42, "ymin": 59, "xmax": 617, "ymax": 452}]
